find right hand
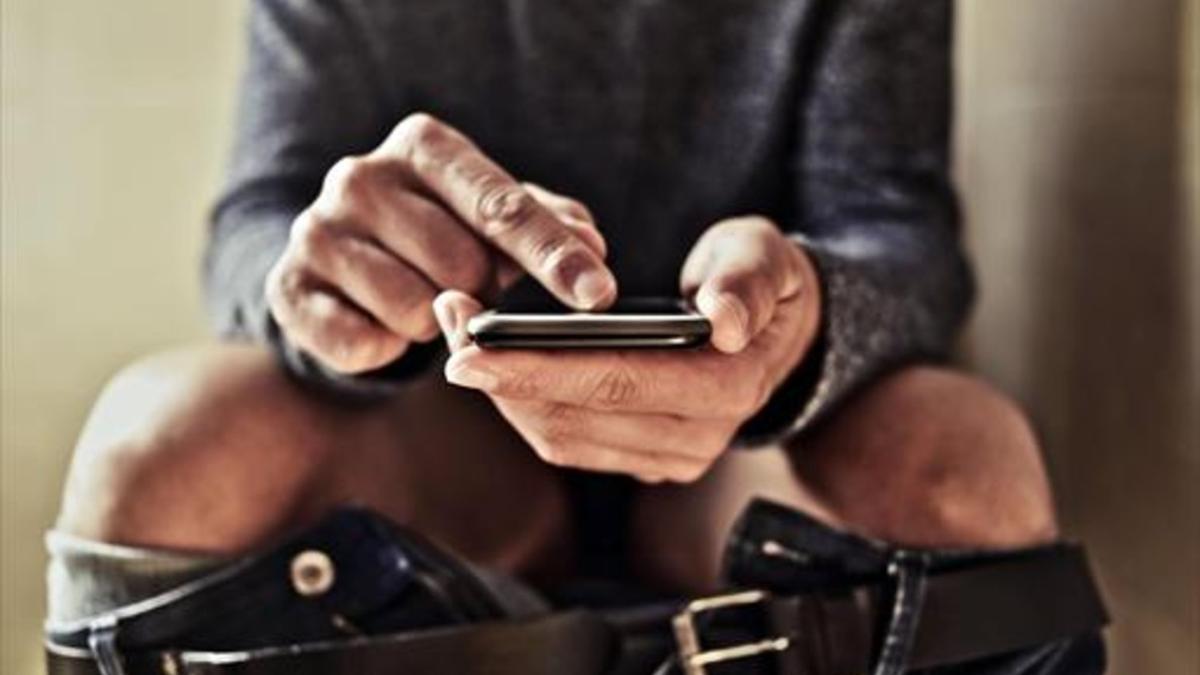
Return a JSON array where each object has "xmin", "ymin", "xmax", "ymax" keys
[{"xmin": 265, "ymin": 113, "xmax": 617, "ymax": 373}]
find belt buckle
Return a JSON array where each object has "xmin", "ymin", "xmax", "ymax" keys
[{"xmin": 671, "ymin": 589, "xmax": 791, "ymax": 675}]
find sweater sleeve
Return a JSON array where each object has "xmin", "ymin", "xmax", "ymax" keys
[
  {"xmin": 204, "ymin": 0, "xmax": 438, "ymax": 392},
  {"xmin": 738, "ymin": 0, "xmax": 975, "ymax": 444}
]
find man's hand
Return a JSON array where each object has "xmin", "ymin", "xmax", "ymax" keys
[
  {"xmin": 434, "ymin": 216, "xmax": 822, "ymax": 483},
  {"xmin": 265, "ymin": 113, "xmax": 617, "ymax": 373}
]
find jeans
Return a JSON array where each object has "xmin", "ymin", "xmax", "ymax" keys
[{"xmin": 45, "ymin": 507, "xmax": 1106, "ymax": 674}]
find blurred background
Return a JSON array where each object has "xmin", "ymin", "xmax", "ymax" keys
[{"xmin": 2, "ymin": 1, "xmax": 1196, "ymax": 673}]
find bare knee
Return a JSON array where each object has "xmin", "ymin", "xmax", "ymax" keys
[
  {"xmin": 56, "ymin": 344, "xmax": 338, "ymax": 552},
  {"xmin": 801, "ymin": 367, "xmax": 1058, "ymax": 549}
]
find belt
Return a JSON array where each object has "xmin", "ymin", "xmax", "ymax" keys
[{"xmin": 47, "ymin": 543, "xmax": 1107, "ymax": 675}]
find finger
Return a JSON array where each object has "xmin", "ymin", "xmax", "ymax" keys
[
  {"xmin": 267, "ymin": 262, "xmax": 409, "ymax": 373},
  {"xmin": 432, "ymin": 290, "xmax": 485, "ymax": 352},
  {"xmin": 380, "ymin": 114, "xmax": 617, "ymax": 310},
  {"xmin": 444, "ymin": 346, "xmax": 767, "ymax": 420},
  {"xmin": 522, "ymin": 182, "xmax": 608, "ymax": 258},
  {"xmin": 493, "ymin": 400, "xmax": 706, "ymax": 482},
  {"xmin": 296, "ymin": 217, "xmax": 441, "ymax": 342},
  {"xmin": 681, "ymin": 217, "xmax": 804, "ymax": 353},
  {"xmin": 494, "ymin": 256, "xmax": 524, "ymax": 292},
  {"xmin": 517, "ymin": 401, "xmax": 733, "ymax": 461},
  {"xmin": 367, "ymin": 191, "xmax": 495, "ymax": 295},
  {"xmin": 488, "ymin": 183, "xmax": 607, "ymax": 294}
]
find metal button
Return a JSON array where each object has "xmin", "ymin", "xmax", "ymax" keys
[{"xmin": 290, "ymin": 549, "xmax": 336, "ymax": 597}]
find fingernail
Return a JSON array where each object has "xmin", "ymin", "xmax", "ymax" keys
[
  {"xmin": 572, "ymin": 268, "xmax": 616, "ymax": 309},
  {"xmin": 432, "ymin": 300, "xmax": 465, "ymax": 349},
  {"xmin": 697, "ymin": 288, "xmax": 750, "ymax": 352},
  {"xmin": 433, "ymin": 300, "xmax": 458, "ymax": 334},
  {"xmin": 445, "ymin": 359, "xmax": 499, "ymax": 390},
  {"xmin": 716, "ymin": 292, "xmax": 749, "ymax": 338}
]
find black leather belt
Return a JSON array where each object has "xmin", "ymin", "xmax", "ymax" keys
[
  {"xmin": 670, "ymin": 544, "xmax": 1107, "ymax": 675},
  {"xmin": 46, "ymin": 543, "xmax": 1107, "ymax": 675}
]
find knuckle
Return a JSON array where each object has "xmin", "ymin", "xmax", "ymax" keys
[
  {"xmin": 394, "ymin": 112, "xmax": 446, "ymax": 154},
  {"xmin": 325, "ymin": 156, "xmax": 375, "ymax": 199},
  {"xmin": 498, "ymin": 370, "xmax": 540, "ymax": 400},
  {"xmin": 476, "ymin": 183, "xmax": 538, "ymax": 237},
  {"xmin": 531, "ymin": 236, "xmax": 582, "ymax": 279},
  {"xmin": 557, "ymin": 198, "xmax": 592, "ymax": 223},
  {"xmin": 291, "ymin": 211, "xmax": 333, "ymax": 257},
  {"xmin": 539, "ymin": 423, "xmax": 568, "ymax": 448},
  {"xmin": 443, "ymin": 242, "xmax": 491, "ymax": 293},
  {"xmin": 267, "ymin": 258, "xmax": 305, "ymax": 308},
  {"xmin": 569, "ymin": 201, "xmax": 593, "ymax": 222},
  {"xmin": 407, "ymin": 307, "xmax": 440, "ymax": 341},
  {"xmin": 535, "ymin": 441, "xmax": 571, "ymax": 467},
  {"xmin": 538, "ymin": 405, "xmax": 577, "ymax": 445},
  {"xmin": 587, "ymin": 363, "xmax": 641, "ymax": 408},
  {"xmin": 323, "ymin": 332, "xmax": 400, "ymax": 374}
]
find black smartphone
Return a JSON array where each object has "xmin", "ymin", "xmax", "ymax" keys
[{"xmin": 466, "ymin": 297, "xmax": 712, "ymax": 349}]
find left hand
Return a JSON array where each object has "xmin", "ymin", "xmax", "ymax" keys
[{"xmin": 433, "ymin": 216, "xmax": 822, "ymax": 483}]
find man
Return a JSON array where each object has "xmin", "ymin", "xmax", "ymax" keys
[{"xmin": 51, "ymin": 0, "xmax": 1058, "ymax": 621}]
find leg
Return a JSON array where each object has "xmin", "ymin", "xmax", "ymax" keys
[
  {"xmin": 629, "ymin": 367, "xmax": 1058, "ymax": 593},
  {"xmin": 55, "ymin": 343, "xmax": 572, "ymax": 578}
]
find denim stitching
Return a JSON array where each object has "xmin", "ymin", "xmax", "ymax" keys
[
  {"xmin": 87, "ymin": 614, "xmax": 126, "ymax": 675},
  {"xmin": 873, "ymin": 550, "xmax": 930, "ymax": 675}
]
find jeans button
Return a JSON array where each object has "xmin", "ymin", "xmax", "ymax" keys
[{"xmin": 290, "ymin": 549, "xmax": 336, "ymax": 597}]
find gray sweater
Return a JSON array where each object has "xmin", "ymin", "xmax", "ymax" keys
[{"xmin": 205, "ymin": 0, "xmax": 973, "ymax": 441}]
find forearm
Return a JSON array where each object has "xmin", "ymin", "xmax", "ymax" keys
[
  {"xmin": 738, "ymin": 0, "xmax": 972, "ymax": 443},
  {"xmin": 203, "ymin": 202, "xmax": 290, "ymax": 344}
]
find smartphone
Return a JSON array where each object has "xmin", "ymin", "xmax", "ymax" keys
[{"xmin": 466, "ymin": 297, "xmax": 712, "ymax": 349}]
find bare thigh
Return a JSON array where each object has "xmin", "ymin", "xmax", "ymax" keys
[
  {"xmin": 629, "ymin": 366, "xmax": 1059, "ymax": 593},
  {"xmin": 56, "ymin": 343, "xmax": 574, "ymax": 578}
]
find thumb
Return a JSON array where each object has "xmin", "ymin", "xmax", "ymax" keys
[
  {"xmin": 694, "ymin": 282, "xmax": 758, "ymax": 354},
  {"xmin": 432, "ymin": 290, "xmax": 485, "ymax": 352},
  {"xmin": 682, "ymin": 217, "xmax": 804, "ymax": 354}
]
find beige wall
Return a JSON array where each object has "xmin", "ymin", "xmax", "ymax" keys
[
  {"xmin": 1, "ymin": 1, "xmax": 245, "ymax": 671},
  {"xmin": 957, "ymin": 1, "xmax": 1198, "ymax": 674},
  {"xmin": 1, "ymin": 1, "xmax": 1195, "ymax": 674}
]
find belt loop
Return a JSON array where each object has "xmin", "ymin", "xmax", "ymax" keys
[
  {"xmin": 872, "ymin": 550, "xmax": 930, "ymax": 675},
  {"xmin": 87, "ymin": 614, "xmax": 127, "ymax": 675}
]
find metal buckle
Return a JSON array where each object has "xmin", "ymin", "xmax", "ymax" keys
[{"xmin": 671, "ymin": 590, "xmax": 791, "ymax": 675}]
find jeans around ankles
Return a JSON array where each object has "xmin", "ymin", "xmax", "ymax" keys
[{"xmin": 45, "ymin": 507, "xmax": 1106, "ymax": 674}]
